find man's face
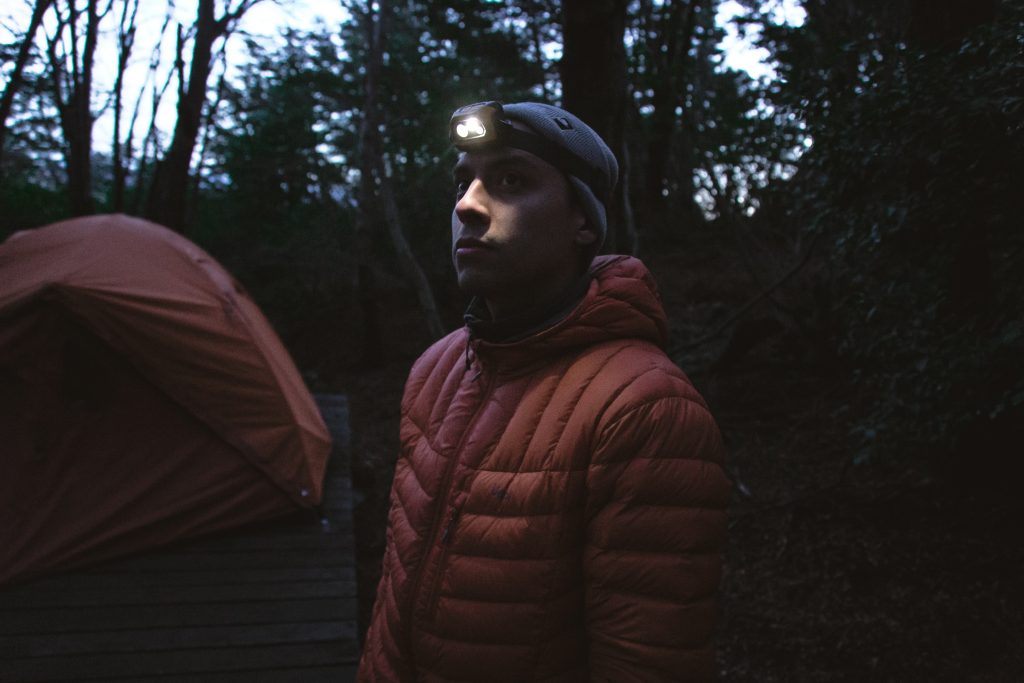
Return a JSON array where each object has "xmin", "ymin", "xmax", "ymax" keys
[{"xmin": 450, "ymin": 144, "xmax": 593, "ymax": 318}]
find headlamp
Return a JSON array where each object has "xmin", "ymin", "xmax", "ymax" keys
[
  {"xmin": 449, "ymin": 101, "xmax": 505, "ymax": 147},
  {"xmin": 448, "ymin": 100, "xmax": 609, "ymax": 201}
]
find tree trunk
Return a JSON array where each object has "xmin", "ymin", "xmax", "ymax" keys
[
  {"xmin": 0, "ymin": 0, "xmax": 55, "ymax": 177},
  {"xmin": 110, "ymin": 0, "xmax": 139, "ymax": 212},
  {"xmin": 353, "ymin": 5, "xmax": 387, "ymax": 366},
  {"xmin": 48, "ymin": 0, "xmax": 104, "ymax": 217},
  {"xmin": 907, "ymin": 0, "xmax": 997, "ymax": 316},
  {"xmin": 146, "ymin": 0, "xmax": 257, "ymax": 232},
  {"xmin": 145, "ymin": 0, "xmax": 218, "ymax": 230},
  {"xmin": 377, "ymin": 153, "xmax": 446, "ymax": 342},
  {"xmin": 641, "ymin": 0, "xmax": 703, "ymax": 242},
  {"xmin": 560, "ymin": 0, "xmax": 635, "ymax": 254},
  {"xmin": 128, "ymin": 23, "xmax": 175, "ymax": 215},
  {"xmin": 187, "ymin": 65, "xmax": 227, "ymax": 229},
  {"xmin": 355, "ymin": 0, "xmax": 445, "ymax": 360}
]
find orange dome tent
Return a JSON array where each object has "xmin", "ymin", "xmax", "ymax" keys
[{"xmin": 0, "ymin": 214, "xmax": 332, "ymax": 585}]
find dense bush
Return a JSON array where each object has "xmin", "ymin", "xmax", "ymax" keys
[{"xmin": 766, "ymin": 2, "xmax": 1024, "ymax": 461}]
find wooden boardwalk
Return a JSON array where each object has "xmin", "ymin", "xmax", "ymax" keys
[{"xmin": 0, "ymin": 394, "xmax": 359, "ymax": 682}]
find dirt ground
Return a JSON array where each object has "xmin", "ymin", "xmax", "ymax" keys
[{"xmin": 336, "ymin": 243, "xmax": 1024, "ymax": 681}]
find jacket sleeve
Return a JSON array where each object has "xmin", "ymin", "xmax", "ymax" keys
[{"xmin": 584, "ymin": 388, "xmax": 731, "ymax": 682}]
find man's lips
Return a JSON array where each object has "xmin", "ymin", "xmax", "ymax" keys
[{"xmin": 455, "ymin": 237, "xmax": 491, "ymax": 255}]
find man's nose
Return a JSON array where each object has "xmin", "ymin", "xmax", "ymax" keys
[{"xmin": 454, "ymin": 179, "xmax": 488, "ymax": 225}]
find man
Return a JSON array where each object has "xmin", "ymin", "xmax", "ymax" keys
[{"xmin": 358, "ymin": 101, "xmax": 730, "ymax": 682}]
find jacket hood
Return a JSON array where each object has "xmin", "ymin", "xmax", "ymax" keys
[{"xmin": 472, "ymin": 255, "xmax": 669, "ymax": 369}]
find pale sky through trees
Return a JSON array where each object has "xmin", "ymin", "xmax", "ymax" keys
[
  {"xmin": 1, "ymin": 0, "xmax": 805, "ymax": 156},
  {"xmin": 717, "ymin": 0, "xmax": 805, "ymax": 78}
]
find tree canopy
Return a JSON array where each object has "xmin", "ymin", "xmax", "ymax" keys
[{"xmin": 2, "ymin": 0, "xmax": 1021, "ymax": 490}]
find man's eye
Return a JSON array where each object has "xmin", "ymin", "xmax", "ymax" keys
[
  {"xmin": 454, "ymin": 181, "xmax": 469, "ymax": 198},
  {"xmin": 499, "ymin": 172, "xmax": 523, "ymax": 188}
]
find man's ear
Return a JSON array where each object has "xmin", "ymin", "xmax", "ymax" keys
[
  {"xmin": 574, "ymin": 223, "xmax": 598, "ymax": 247},
  {"xmin": 569, "ymin": 202, "xmax": 596, "ymax": 246}
]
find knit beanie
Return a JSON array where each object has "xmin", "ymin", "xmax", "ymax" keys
[{"xmin": 502, "ymin": 103, "xmax": 619, "ymax": 248}]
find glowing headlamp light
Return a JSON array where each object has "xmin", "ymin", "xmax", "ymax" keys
[
  {"xmin": 449, "ymin": 102, "xmax": 504, "ymax": 148},
  {"xmin": 454, "ymin": 116, "xmax": 487, "ymax": 141},
  {"xmin": 448, "ymin": 100, "xmax": 610, "ymax": 201}
]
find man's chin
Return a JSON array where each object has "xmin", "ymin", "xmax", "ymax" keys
[{"xmin": 455, "ymin": 270, "xmax": 500, "ymax": 301}]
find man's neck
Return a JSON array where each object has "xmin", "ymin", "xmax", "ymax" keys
[{"xmin": 467, "ymin": 271, "xmax": 592, "ymax": 344}]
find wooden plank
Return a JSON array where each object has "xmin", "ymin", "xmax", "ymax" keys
[
  {"xmin": 322, "ymin": 492, "xmax": 354, "ymax": 508},
  {"xmin": 321, "ymin": 496, "xmax": 354, "ymax": 513},
  {"xmin": 25, "ymin": 543, "xmax": 354, "ymax": 576},
  {"xmin": 2, "ymin": 566, "xmax": 349, "ymax": 594},
  {"xmin": 122, "ymin": 509, "xmax": 353, "ymax": 553},
  {"xmin": 315, "ymin": 394, "xmax": 352, "ymax": 451},
  {"xmin": 96, "ymin": 532, "xmax": 352, "ymax": 558},
  {"xmin": 0, "ymin": 620, "xmax": 355, "ymax": 659},
  {"xmin": 166, "ymin": 520, "xmax": 349, "ymax": 550},
  {"xmin": 131, "ymin": 664, "xmax": 359, "ymax": 683},
  {"xmin": 106, "ymin": 533, "xmax": 354, "ymax": 561},
  {"xmin": 0, "ymin": 597, "xmax": 355, "ymax": 636},
  {"xmin": 0, "ymin": 562, "xmax": 354, "ymax": 597},
  {"xmin": 1, "ymin": 511, "xmax": 353, "ymax": 588},
  {"xmin": 170, "ymin": 528, "xmax": 351, "ymax": 553},
  {"xmin": 0, "ymin": 641, "xmax": 358, "ymax": 682},
  {"xmin": 0, "ymin": 578, "xmax": 355, "ymax": 610}
]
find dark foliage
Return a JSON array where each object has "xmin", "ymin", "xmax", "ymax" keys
[{"xmin": 761, "ymin": 0, "xmax": 1024, "ymax": 464}]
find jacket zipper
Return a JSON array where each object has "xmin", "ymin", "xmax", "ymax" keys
[
  {"xmin": 439, "ymin": 506, "xmax": 461, "ymax": 545},
  {"xmin": 424, "ymin": 505, "xmax": 462, "ymax": 622},
  {"xmin": 405, "ymin": 360, "xmax": 495, "ymax": 648}
]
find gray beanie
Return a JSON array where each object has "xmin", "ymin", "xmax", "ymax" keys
[{"xmin": 502, "ymin": 103, "xmax": 619, "ymax": 248}]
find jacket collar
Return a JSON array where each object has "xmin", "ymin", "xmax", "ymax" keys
[
  {"xmin": 463, "ymin": 255, "xmax": 669, "ymax": 373},
  {"xmin": 463, "ymin": 272, "xmax": 592, "ymax": 345}
]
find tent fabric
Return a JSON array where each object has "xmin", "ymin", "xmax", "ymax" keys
[{"xmin": 0, "ymin": 214, "xmax": 331, "ymax": 584}]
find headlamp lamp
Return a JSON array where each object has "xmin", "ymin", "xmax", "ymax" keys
[
  {"xmin": 454, "ymin": 117, "xmax": 486, "ymax": 140},
  {"xmin": 449, "ymin": 102, "xmax": 504, "ymax": 146},
  {"xmin": 448, "ymin": 101, "xmax": 609, "ymax": 201}
]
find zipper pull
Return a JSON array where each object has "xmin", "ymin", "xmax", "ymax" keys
[
  {"xmin": 466, "ymin": 339, "xmax": 484, "ymax": 380},
  {"xmin": 440, "ymin": 507, "xmax": 461, "ymax": 544}
]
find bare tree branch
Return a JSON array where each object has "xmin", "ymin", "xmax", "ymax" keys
[
  {"xmin": 146, "ymin": 0, "xmax": 266, "ymax": 231},
  {"xmin": 111, "ymin": 0, "xmax": 140, "ymax": 211},
  {"xmin": 0, "ymin": 0, "xmax": 55, "ymax": 174}
]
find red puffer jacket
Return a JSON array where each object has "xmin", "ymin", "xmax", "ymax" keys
[{"xmin": 358, "ymin": 255, "xmax": 731, "ymax": 682}]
